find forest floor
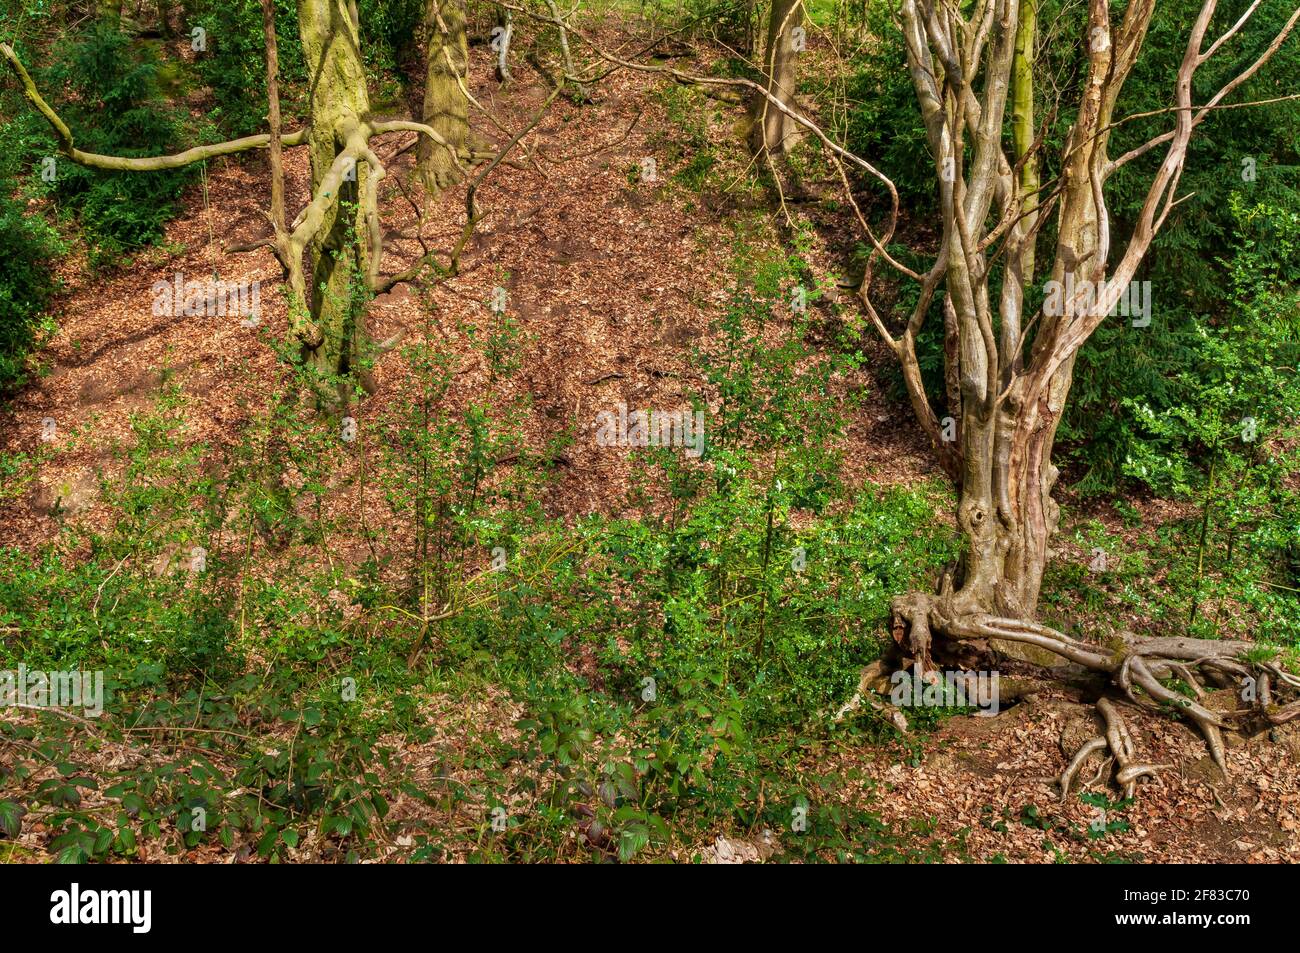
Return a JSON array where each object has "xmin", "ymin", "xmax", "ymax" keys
[{"xmin": 2, "ymin": 26, "xmax": 1297, "ymax": 863}]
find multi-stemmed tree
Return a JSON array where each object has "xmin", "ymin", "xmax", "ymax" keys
[{"xmin": 857, "ymin": 0, "xmax": 1300, "ymax": 794}]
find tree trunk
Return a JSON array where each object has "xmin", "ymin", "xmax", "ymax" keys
[
  {"xmin": 750, "ymin": 0, "xmax": 802, "ymax": 153},
  {"xmin": 949, "ymin": 400, "xmax": 1061, "ymax": 622},
  {"xmin": 419, "ymin": 0, "xmax": 469, "ymax": 195},
  {"xmin": 297, "ymin": 0, "xmax": 373, "ymax": 384},
  {"xmin": 157, "ymin": 1, "xmax": 176, "ymax": 38}
]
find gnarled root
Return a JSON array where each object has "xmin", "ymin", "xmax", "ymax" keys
[
  {"xmin": 892, "ymin": 592, "xmax": 1299, "ymax": 800},
  {"xmin": 891, "ymin": 591, "xmax": 937, "ymax": 676},
  {"xmin": 1060, "ymin": 697, "xmax": 1171, "ymax": 800},
  {"xmin": 1059, "ymin": 736, "xmax": 1109, "ymax": 800}
]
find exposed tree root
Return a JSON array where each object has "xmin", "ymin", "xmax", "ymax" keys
[
  {"xmin": 1072, "ymin": 697, "xmax": 1172, "ymax": 801},
  {"xmin": 891, "ymin": 591, "xmax": 1300, "ymax": 800}
]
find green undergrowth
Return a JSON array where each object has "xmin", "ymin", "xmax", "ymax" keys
[{"xmin": 0, "ymin": 247, "xmax": 963, "ymax": 863}]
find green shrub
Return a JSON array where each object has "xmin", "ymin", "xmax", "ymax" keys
[
  {"xmin": 15, "ymin": 24, "xmax": 196, "ymax": 265},
  {"xmin": 0, "ymin": 193, "xmax": 63, "ymax": 393},
  {"xmin": 191, "ymin": 0, "xmax": 306, "ymax": 136},
  {"xmin": 1057, "ymin": 0, "xmax": 1300, "ymax": 492}
]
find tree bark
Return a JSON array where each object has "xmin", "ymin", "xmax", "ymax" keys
[
  {"xmin": 418, "ymin": 0, "xmax": 470, "ymax": 195},
  {"xmin": 296, "ymin": 0, "xmax": 374, "ymax": 384},
  {"xmin": 750, "ymin": 0, "xmax": 802, "ymax": 153}
]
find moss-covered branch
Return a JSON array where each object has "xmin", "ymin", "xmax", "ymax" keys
[{"xmin": 0, "ymin": 42, "xmax": 308, "ymax": 172}]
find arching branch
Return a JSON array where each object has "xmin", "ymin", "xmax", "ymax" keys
[{"xmin": 1, "ymin": 42, "xmax": 309, "ymax": 171}]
